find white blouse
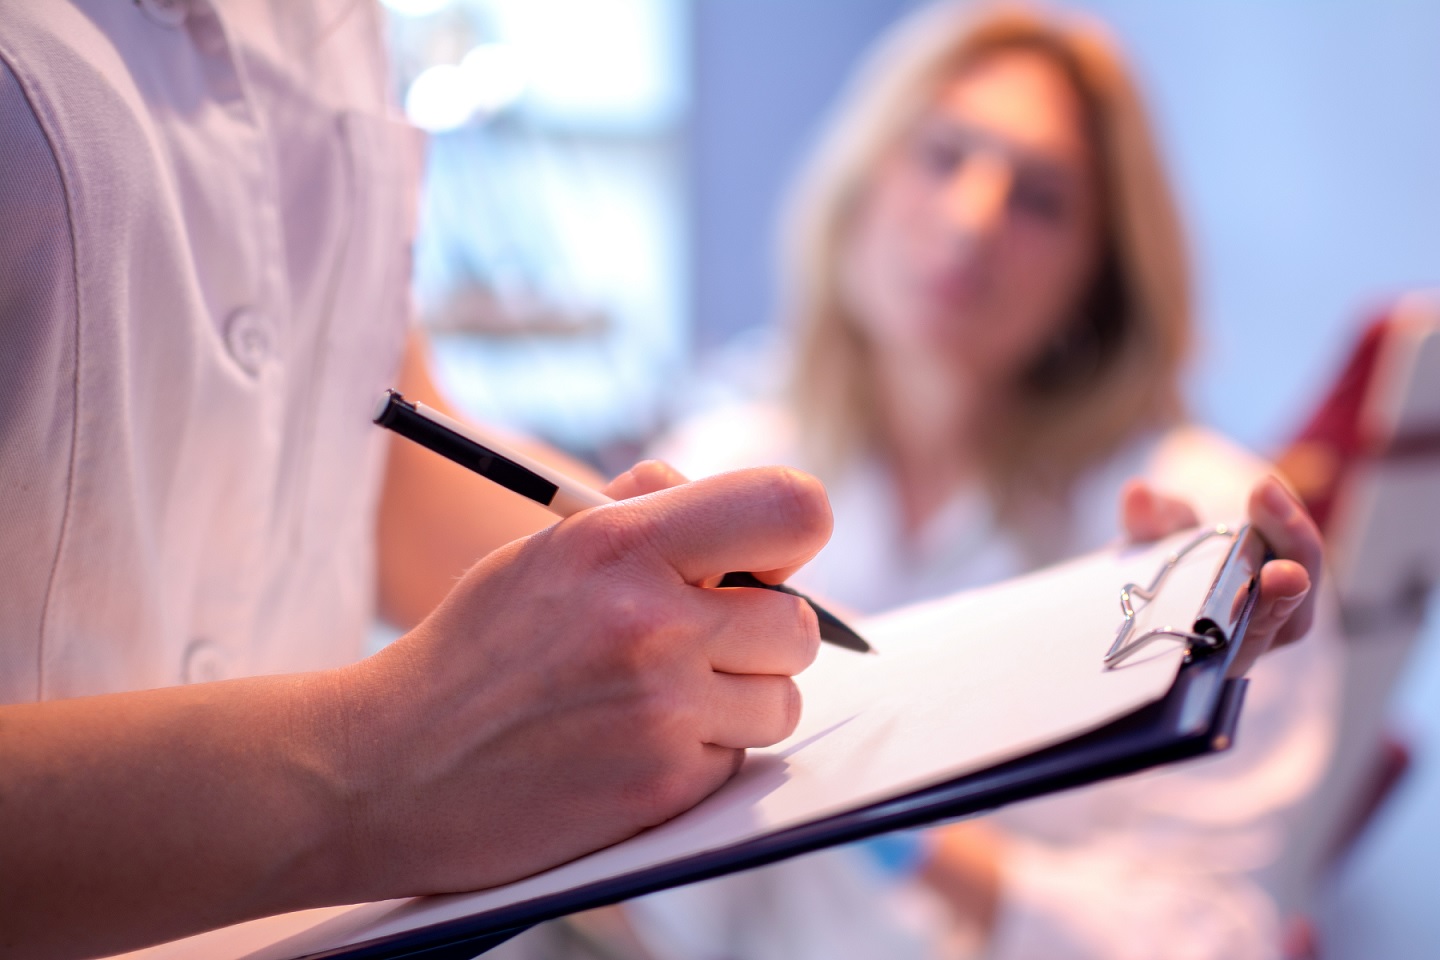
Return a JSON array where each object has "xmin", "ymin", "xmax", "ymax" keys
[
  {"xmin": 625, "ymin": 403, "xmax": 1343, "ymax": 960},
  {"xmin": 0, "ymin": 0, "xmax": 416, "ymax": 703}
]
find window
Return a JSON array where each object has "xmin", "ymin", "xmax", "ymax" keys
[{"xmin": 384, "ymin": 0, "xmax": 689, "ymax": 466}]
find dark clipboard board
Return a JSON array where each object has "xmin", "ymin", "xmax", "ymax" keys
[{"xmin": 294, "ymin": 525, "xmax": 1268, "ymax": 960}]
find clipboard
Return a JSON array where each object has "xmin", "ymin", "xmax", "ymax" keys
[{"xmin": 111, "ymin": 525, "xmax": 1268, "ymax": 960}]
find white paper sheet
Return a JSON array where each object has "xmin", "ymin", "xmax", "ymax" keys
[{"xmin": 112, "ymin": 528, "xmax": 1235, "ymax": 960}]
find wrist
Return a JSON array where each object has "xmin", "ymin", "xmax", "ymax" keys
[
  {"xmin": 297, "ymin": 642, "xmax": 438, "ymax": 906},
  {"xmin": 262, "ymin": 662, "xmax": 400, "ymax": 911}
]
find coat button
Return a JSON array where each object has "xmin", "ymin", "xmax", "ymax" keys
[
  {"xmin": 224, "ymin": 307, "xmax": 274, "ymax": 377},
  {"xmin": 182, "ymin": 639, "xmax": 231, "ymax": 684},
  {"xmin": 136, "ymin": 0, "xmax": 189, "ymax": 27}
]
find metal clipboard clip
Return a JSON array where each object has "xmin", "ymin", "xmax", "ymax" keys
[{"xmin": 1104, "ymin": 524, "xmax": 1268, "ymax": 669}]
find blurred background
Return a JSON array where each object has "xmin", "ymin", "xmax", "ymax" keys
[{"xmin": 379, "ymin": 0, "xmax": 1439, "ymax": 954}]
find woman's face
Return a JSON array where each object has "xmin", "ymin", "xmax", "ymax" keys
[{"xmin": 841, "ymin": 49, "xmax": 1104, "ymax": 387}]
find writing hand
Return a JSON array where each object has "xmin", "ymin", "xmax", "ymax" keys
[{"xmin": 339, "ymin": 466, "xmax": 831, "ymax": 899}]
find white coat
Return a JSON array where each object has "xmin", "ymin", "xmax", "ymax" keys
[
  {"xmin": 0, "ymin": 0, "xmax": 416, "ymax": 703},
  {"xmin": 619, "ymin": 403, "xmax": 1343, "ymax": 960}
]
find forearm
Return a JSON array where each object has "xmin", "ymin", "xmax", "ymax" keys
[
  {"xmin": 0, "ymin": 464, "xmax": 831, "ymax": 960},
  {"xmin": 376, "ymin": 333, "xmax": 606, "ymax": 627},
  {"xmin": 0, "ymin": 671, "xmax": 359, "ymax": 960}
]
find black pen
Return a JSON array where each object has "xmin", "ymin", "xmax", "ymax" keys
[{"xmin": 374, "ymin": 390, "xmax": 871, "ymax": 653}]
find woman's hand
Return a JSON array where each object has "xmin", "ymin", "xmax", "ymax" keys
[
  {"xmin": 347, "ymin": 464, "xmax": 832, "ymax": 901},
  {"xmin": 1120, "ymin": 475, "xmax": 1323, "ymax": 674}
]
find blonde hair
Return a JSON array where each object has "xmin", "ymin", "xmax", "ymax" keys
[{"xmin": 785, "ymin": 2, "xmax": 1190, "ymax": 510}]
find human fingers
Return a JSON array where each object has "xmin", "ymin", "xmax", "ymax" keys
[
  {"xmin": 1228, "ymin": 559, "xmax": 1311, "ymax": 677},
  {"xmin": 1248, "ymin": 476, "xmax": 1324, "ymax": 593},
  {"xmin": 1119, "ymin": 480, "xmax": 1199, "ymax": 543},
  {"xmin": 576, "ymin": 467, "xmax": 833, "ymax": 586},
  {"xmin": 1246, "ymin": 475, "xmax": 1323, "ymax": 650},
  {"xmin": 700, "ymin": 673, "xmax": 804, "ymax": 749},
  {"xmin": 689, "ymin": 585, "xmax": 822, "ymax": 676},
  {"xmin": 604, "ymin": 459, "xmax": 690, "ymax": 501},
  {"xmin": 683, "ymin": 745, "xmax": 747, "ymax": 805},
  {"xmin": 605, "ymin": 461, "xmax": 728, "ymax": 584}
]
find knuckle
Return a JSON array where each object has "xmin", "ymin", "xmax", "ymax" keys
[
  {"xmin": 599, "ymin": 587, "xmax": 668, "ymax": 651},
  {"xmin": 624, "ymin": 746, "xmax": 704, "ymax": 823},
  {"xmin": 634, "ymin": 682, "xmax": 688, "ymax": 732},
  {"xmin": 576, "ymin": 507, "xmax": 653, "ymax": 574},
  {"xmin": 639, "ymin": 771, "xmax": 699, "ymax": 823},
  {"xmin": 581, "ymin": 595, "xmax": 683, "ymax": 690},
  {"xmin": 620, "ymin": 678, "xmax": 696, "ymax": 750}
]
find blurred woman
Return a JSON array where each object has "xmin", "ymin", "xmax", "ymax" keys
[{"xmin": 626, "ymin": 4, "xmax": 1342, "ymax": 959}]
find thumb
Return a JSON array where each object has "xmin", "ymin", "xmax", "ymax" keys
[{"xmin": 603, "ymin": 459, "xmax": 690, "ymax": 501}]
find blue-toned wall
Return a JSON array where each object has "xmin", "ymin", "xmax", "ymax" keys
[{"xmin": 687, "ymin": 0, "xmax": 918, "ymax": 351}]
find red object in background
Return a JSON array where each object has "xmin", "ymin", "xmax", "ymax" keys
[
  {"xmin": 1326, "ymin": 734, "xmax": 1414, "ymax": 868},
  {"xmin": 1274, "ymin": 302, "xmax": 1434, "ymax": 960},
  {"xmin": 1277, "ymin": 315, "xmax": 1389, "ymax": 532},
  {"xmin": 1282, "ymin": 914, "xmax": 1321, "ymax": 960},
  {"xmin": 1281, "ymin": 300, "xmax": 1440, "ymax": 533}
]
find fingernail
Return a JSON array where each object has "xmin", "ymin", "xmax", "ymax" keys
[
  {"xmin": 1261, "ymin": 476, "xmax": 1292, "ymax": 519},
  {"xmin": 1274, "ymin": 587, "xmax": 1309, "ymax": 607}
]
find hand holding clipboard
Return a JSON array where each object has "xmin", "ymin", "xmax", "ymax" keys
[{"xmin": 1119, "ymin": 475, "xmax": 1322, "ymax": 676}]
